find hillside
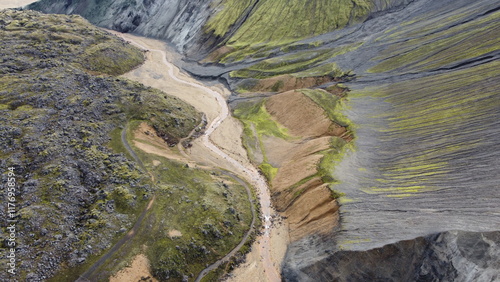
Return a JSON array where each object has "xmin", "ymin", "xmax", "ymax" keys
[
  {"xmin": 0, "ymin": 9, "xmax": 195, "ymax": 280},
  {"xmin": 1, "ymin": 9, "xmax": 255, "ymax": 282},
  {"xmin": 29, "ymin": 0, "xmax": 412, "ymax": 58},
  {"xmin": 24, "ymin": 0, "xmax": 500, "ymax": 281}
]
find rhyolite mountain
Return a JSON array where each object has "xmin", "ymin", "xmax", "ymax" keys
[{"xmin": 28, "ymin": 0, "xmax": 500, "ymax": 281}]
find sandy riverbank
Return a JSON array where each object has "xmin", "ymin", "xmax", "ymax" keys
[
  {"xmin": 107, "ymin": 32, "xmax": 289, "ymax": 281},
  {"xmin": 226, "ymin": 219, "xmax": 289, "ymax": 282}
]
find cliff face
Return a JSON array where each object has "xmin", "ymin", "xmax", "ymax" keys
[
  {"xmin": 29, "ymin": 0, "xmax": 411, "ymax": 57},
  {"xmin": 29, "ymin": 0, "xmax": 213, "ymax": 54},
  {"xmin": 283, "ymin": 231, "xmax": 500, "ymax": 282}
]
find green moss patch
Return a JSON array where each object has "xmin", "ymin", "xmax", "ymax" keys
[
  {"xmin": 258, "ymin": 163, "xmax": 279, "ymax": 181},
  {"xmin": 207, "ymin": 0, "xmax": 371, "ymax": 61},
  {"xmin": 81, "ymin": 41, "xmax": 144, "ymax": 75}
]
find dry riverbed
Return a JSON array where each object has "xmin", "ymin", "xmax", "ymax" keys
[
  {"xmin": 107, "ymin": 32, "xmax": 289, "ymax": 281},
  {"xmin": 0, "ymin": 0, "xmax": 38, "ymax": 10}
]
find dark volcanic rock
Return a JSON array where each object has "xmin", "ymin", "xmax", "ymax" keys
[{"xmin": 283, "ymin": 231, "xmax": 500, "ymax": 282}]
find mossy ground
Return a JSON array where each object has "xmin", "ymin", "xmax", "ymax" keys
[
  {"xmin": 206, "ymin": 0, "xmax": 371, "ymax": 62},
  {"xmin": 0, "ymin": 9, "xmax": 201, "ymax": 281},
  {"xmin": 112, "ymin": 122, "xmax": 255, "ymax": 281}
]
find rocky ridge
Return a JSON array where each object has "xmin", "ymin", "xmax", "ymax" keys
[{"xmin": 29, "ymin": 0, "xmax": 412, "ymax": 58}]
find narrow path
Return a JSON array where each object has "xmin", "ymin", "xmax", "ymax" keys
[
  {"xmin": 77, "ymin": 124, "xmax": 155, "ymax": 281},
  {"xmin": 195, "ymin": 171, "xmax": 256, "ymax": 282},
  {"xmin": 77, "ymin": 195, "xmax": 155, "ymax": 281},
  {"xmin": 122, "ymin": 125, "xmax": 156, "ymax": 182},
  {"xmin": 117, "ymin": 34, "xmax": 281, "ymax": 281}
]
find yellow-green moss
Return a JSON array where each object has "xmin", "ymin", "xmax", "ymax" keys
[{"xmin": 208, "ymin": 0, "xmax": 371, "ymax": 62}]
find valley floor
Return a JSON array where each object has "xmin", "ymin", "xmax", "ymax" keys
[{"xmin": 106, "ymin": 32, "xmax": 288, "ymax": 281}]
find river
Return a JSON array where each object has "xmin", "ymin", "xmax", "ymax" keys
[{"xmin": 113, "ymin": 32, "xmax": 282, "ymax": 281}]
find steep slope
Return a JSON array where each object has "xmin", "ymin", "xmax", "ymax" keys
[
  {"xmin": 0, "ymin": 9, "xmax": 193, "ymax": 281},
  {"xmin": 26, "ymin": 0, "xmax": 500, "ymax": 281},
  {"xmin": 284, "ymin": 231, "xmax": 500, "ymax": 282},
  {"xmin": 1, "ymin": 9, "xmax": 253, "ymax": 282},
  {"xmin": 29, "ymin": 0, "xmax": 412, "ymax": 58}
]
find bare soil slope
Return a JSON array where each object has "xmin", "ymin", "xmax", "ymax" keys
[{"xmin": 260, "ymin": 91, "xmax": 344, "ymax": 241}]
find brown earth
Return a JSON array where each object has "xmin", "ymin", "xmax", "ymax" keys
[
  {"xmin": 247, "ymin": 74, "xmax": 336, "ymax": 93},
  {"xmin": 285, "ymin": 184, "xmax": 339, "ymax": 241},
  {"xmin": 325, "ymin": 84, "xmax": 349, "ymax": 98},
  {"xmin": 132, "ymin": 122, "xmax": 187, "ymax": 163},
  {"xmin": 261, "ymin": 136, "xmax": 299, "ymax": 167},
  {"xmin": 168, "ymin": 230, "xmax": 182, "ymax": 238},
  {"xmin": 271, "ymin": 137, "xmax": 331, "ymax": 199},
  {"xmin": 258, "ymin": 91, "xmax": 344, "ymax": 241}
]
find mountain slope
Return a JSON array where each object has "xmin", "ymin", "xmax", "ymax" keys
[
  {"xmin": 29, "ymin": 0, "xmax": 411, "ymax": 57},
  {"xmin": 1, "ymin": 9, "xmax": 255, "ymax": 281},
  {"xmin": 26, "ymin": 0, "xmax": 500, "ymax": 281}
]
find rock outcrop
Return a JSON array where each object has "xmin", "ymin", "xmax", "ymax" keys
[
  {"xmin": 283, "ymin": 231, "xmax": 500, "ymax": 282},
  {"xmin": 26, "ymin": 0, "xmax": 500, "ymax": 281}
]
